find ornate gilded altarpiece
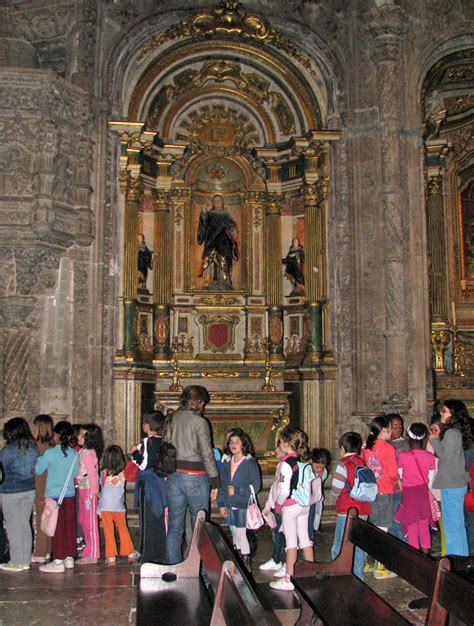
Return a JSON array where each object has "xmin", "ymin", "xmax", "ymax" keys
[
  {"xmin": 111, "ymin": 2, "xmax": 339, "ymax": 458},
  {"xmin": 424, "ymin": 48, "xmax": 474, "ymax": 412}
]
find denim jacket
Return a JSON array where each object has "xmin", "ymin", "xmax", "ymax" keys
[{"xmin": 0, "ymin": 442, "xmax": 39, "ymax": 494}]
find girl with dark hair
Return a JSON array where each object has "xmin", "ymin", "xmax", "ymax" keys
[
  {"xmin": 430, "ymin": 399, "xmax": 471, "ymax": 556},
  {"xmin": 269, "ymin": 427, "xmax": 315, "ymax": 591},
  {"xmin": 218, "ymin": 429, "xmax": 261, "ymax": 569},
  {"xmin": 76, "ymin": 423, "xmax": 104, "ymax": 564},
  {"xmin": 0, "ymin": 417, "xmax": 39, "ymax": 572},
  {"xmin": 35, "ymin": 421, "xmax": 79, "ymax": 573},
  {"xmin": 362, "ymin": 415, "xmax": 399, "ymax": 579},
  {"xmin": 395, "ymin": 423, "xmax": 437, "ymax": 554},
  {"xmin": 99, "ymin": 445, "xmax": 137, "ymax": 566},
  {"xmin": 31, "ymin": 414, "xmax": 55, "ymax": 563}
]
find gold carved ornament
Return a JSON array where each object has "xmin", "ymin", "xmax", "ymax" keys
[
  {"xmin": 431, "ymin": 326, "xmax": 451, "ymax": 372},
  {"xmin": 198, "ymin": 314, "xmax": 240, "ymax": 353},
  {"xmin": 137, "ymin": 1, "xmax": 316, "ymax": 78}
]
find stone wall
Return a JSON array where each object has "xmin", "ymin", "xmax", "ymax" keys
[{"xmin": 0, "ymin": 0, "xmax": 473, "ymax": 444}]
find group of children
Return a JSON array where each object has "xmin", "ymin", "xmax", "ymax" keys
[
  {"xmin": 0, "ymin": 416, "xmax": 138, "ymax": 573},
  {"xmin": 0, "ymin": 398, "xmax": 472, "ymax": 589}
]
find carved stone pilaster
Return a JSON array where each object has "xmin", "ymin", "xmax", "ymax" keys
[{"xmin": 370, "ymin": 4, "xmax": 409, "ymax": 405}]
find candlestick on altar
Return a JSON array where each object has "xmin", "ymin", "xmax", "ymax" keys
[
  {"xmin": 451, "ymin": 301, "xmax": 457, "ymax": 328},
  {"xmin": 169, "ymin": 335, "xmax": 183, "ymax": 392},
  {"xmin": 262, "ymin": 337, "xmax": 276, "ymax": 392}
]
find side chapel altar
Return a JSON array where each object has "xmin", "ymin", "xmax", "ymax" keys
[{"xmin": 110, "ymin": 2, "xmax": 340, "ymax": 458}]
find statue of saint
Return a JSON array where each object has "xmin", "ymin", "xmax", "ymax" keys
[
  {"xmin": 137, "ymin": 233, "xmax": 152, "ymax": 292},
  {"xmin": 197, "ymin": 194, "xmax": 239, "ymax": 290},
  {"xmin": 282, "ymin": 237, "xmax": 305, "ymax": 295}
]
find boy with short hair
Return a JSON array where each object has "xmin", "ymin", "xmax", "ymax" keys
[
  {"xmin": 308, "ymin": 448, "xmax": 331, "ymax": 540},
  {"xmin": 331, "ymin": 432, "xmax": 371, "ymax": 580},
  {"xmin": 131, "ymin": 411, "xmax": 167, "ymax": 563}
]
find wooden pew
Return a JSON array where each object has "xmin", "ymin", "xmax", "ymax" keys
[
  {"xmin": 137, "ymin": 511, "xmax": 277, "ymax": 625},
  {"xmin": 427, "ymin": 558, "xmax": 474, "ymax": 626},
  {"xmin": 292, "ymin": 509, "xmax": 444, "ymax": 626}
]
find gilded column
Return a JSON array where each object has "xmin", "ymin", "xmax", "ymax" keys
[
  {"xmin": 123, "ymin": 175, "xmax": 141, "ymax": 357},
  {"xmin": 265, "ymin": 192, "xmax": 284, "ymax": 357},
  {"xmin": 153, "ymin": 189, "xmax": 171, "ymax": 358},
  {"xmin": 425, "ymin": 142, "xmax": 451, "ymax": 321}
]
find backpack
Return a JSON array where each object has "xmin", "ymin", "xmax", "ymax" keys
[
  {"xmin": 290, "ymin": 461, "xmax": 316, "ymax": 507},
  {"xmin": 365, "ymin": 451, "xmax": 384, "ymax": 481},
  {"xmin": 154, "ymin": 441, "xmax": 177, "ymax": 477},
  {"xmin": 347, "ymin": 459, "xmax": 378, "ymax": 503}
]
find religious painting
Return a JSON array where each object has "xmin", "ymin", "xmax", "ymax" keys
[
  {"xmin": 460, "ymin": 180, "xmax": 474, "ymax": 293},
  {"xmin": 186, "ymin": 159, "xmax": 248, "ymax": 292}
]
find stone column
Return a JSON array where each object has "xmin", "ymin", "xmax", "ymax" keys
[
  {"xmin": 371, "ymin": 5, "xmax": 409, "ymax": 411},
  {"xmin": 153, "ymin": 189, "xmax": 171, "ymax": 359},
  {"xmin": 122, "ymin": 175, "xmax": 141, "ymax": 358},
  {"xmin": 264, "ymin": 192, "xmax": 284, "ymax": 357}
]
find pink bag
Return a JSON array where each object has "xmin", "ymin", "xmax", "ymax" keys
[
  {"xmin": 429, "ymin": 493, "xmax": 441, "ymax": 522},
  {"xmin": 41, "ymin": 497, "xmax": 59, "ymax": 537},
  {"xmin": 246, "ymin": 485, "xmax": 264, "ymax": 530},
  {"xmin": 263, "ymin": 510, "xmax": 276, "ymax": 529},
  {"xmin": 40, "ymin": 456, "xmax": 76, "ymax": 537}
]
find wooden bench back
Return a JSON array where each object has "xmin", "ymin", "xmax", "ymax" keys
[
  {"xmin": 347, "ymin": 511, "xmax": 438, "ymax": 597},
  {"xmin": 428, "ymin": 558, "xmax": 474, "ymax": 626},
  {"xmin": 197, "ymin": 519, "xmax": 237, "ymax": 593}
]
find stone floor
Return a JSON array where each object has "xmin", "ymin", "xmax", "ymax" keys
[{"xmin": 0, "ymin": 515, "xmax": 443, "ymax": 626}]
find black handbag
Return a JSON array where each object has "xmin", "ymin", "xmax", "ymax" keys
[{"xmin": 0, "ymin": 462, "xmax": 4, "ymax": 485}]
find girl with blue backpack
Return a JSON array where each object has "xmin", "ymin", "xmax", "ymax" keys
[{"xmin": 269, "ymin": 426, "xmax": 316, "ymax": 592}]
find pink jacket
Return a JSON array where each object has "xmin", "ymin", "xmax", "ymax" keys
[{"xmin": 77, "ymin": 448, "xmax": 99, "ymax": 495}]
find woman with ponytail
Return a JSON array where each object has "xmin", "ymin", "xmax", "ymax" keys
[
  {"xmin": 430, "ymin": 399, "xmax": 471, "ymax": 556},
  {"xmin": 35, "ymin": 421, "xmax": 79, "ymax": 573},
  {"xmin": 362, "ymin": 415, "xmax": 399, "ymax": 579}
]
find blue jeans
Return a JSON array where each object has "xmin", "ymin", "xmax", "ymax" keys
[
  {"xmin": 388, "ymin": 491, "xmax": 406, "ymax": 542},
  {"xmin": 332, "ymin": 514, "xmax": 367, "ymax": 580},
  {"xmin": 271, "ymin": 512, "xmax": 286, "ymax": 564},
  {"xmin": 441, "ymin": 487, "xmax": 469, "ymax": 556},
  {"xmin": 166, "ymin": 472, "xmax": 210, "ymax": 564}
]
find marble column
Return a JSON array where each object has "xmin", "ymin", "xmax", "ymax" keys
[
  {"xmin": 265, "ymin": 192, "xmax": 284, "ymax": 357},
  {"xmin": 153, "ymin": 189, "xmax": 171, "ymax": 359},
  {"xmin": 123, "ymin": 175, "xmax": 141, "ymax": 357},
  {"xmin": 303, "ymin": 181, "xmax": 326, "ymax": 361}
]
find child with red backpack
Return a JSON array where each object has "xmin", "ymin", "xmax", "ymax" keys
[{"xmin": 331, "ymin": 432, "xmax": 372, "ymax": 580}]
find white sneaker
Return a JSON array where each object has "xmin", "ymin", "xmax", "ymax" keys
[
  {"xmin": 273, "ymin": 564, "xmax": 287, "ymax": 578},
  {"xmin": 259, "ymin": 558, "xmax": 282, "ymax": 571},
  {"xmin": 39, "ymin": 560, "xmax": 65, "ymax": 573},
  {"xmin": 0, "ymin": 562, "xmax": 28, "ymax": 573},
  {"xmin": 270, "ymin": 577, "xmax": 294, "ymax": 591},
  {"xmin": 64, "ymin": 557, "xmax": 75, "ymax": 569}
]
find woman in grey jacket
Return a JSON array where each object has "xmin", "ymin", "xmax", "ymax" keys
[
  {"xmin": 430, "ymin": 399, "xmax": 472, "ymax": 556},
  {"xmin": 0, "ymin": 418, "xmax": 39, "ymax": 572}
]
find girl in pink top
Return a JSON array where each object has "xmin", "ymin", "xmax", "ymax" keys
[
  {"xmin": 76, "ymin": 423, "xmax": 104, "ymax": 564},
  {"xmin": 363, "ymin": 415, "xmax": 399, "ymax": 530},
  {"xmin": 395, "ymin": 423, "xmax": 436, "ymax": 553},
  {"xmin": 363, "ymin": 415, "xmax": 400, "ymax": 579}
]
